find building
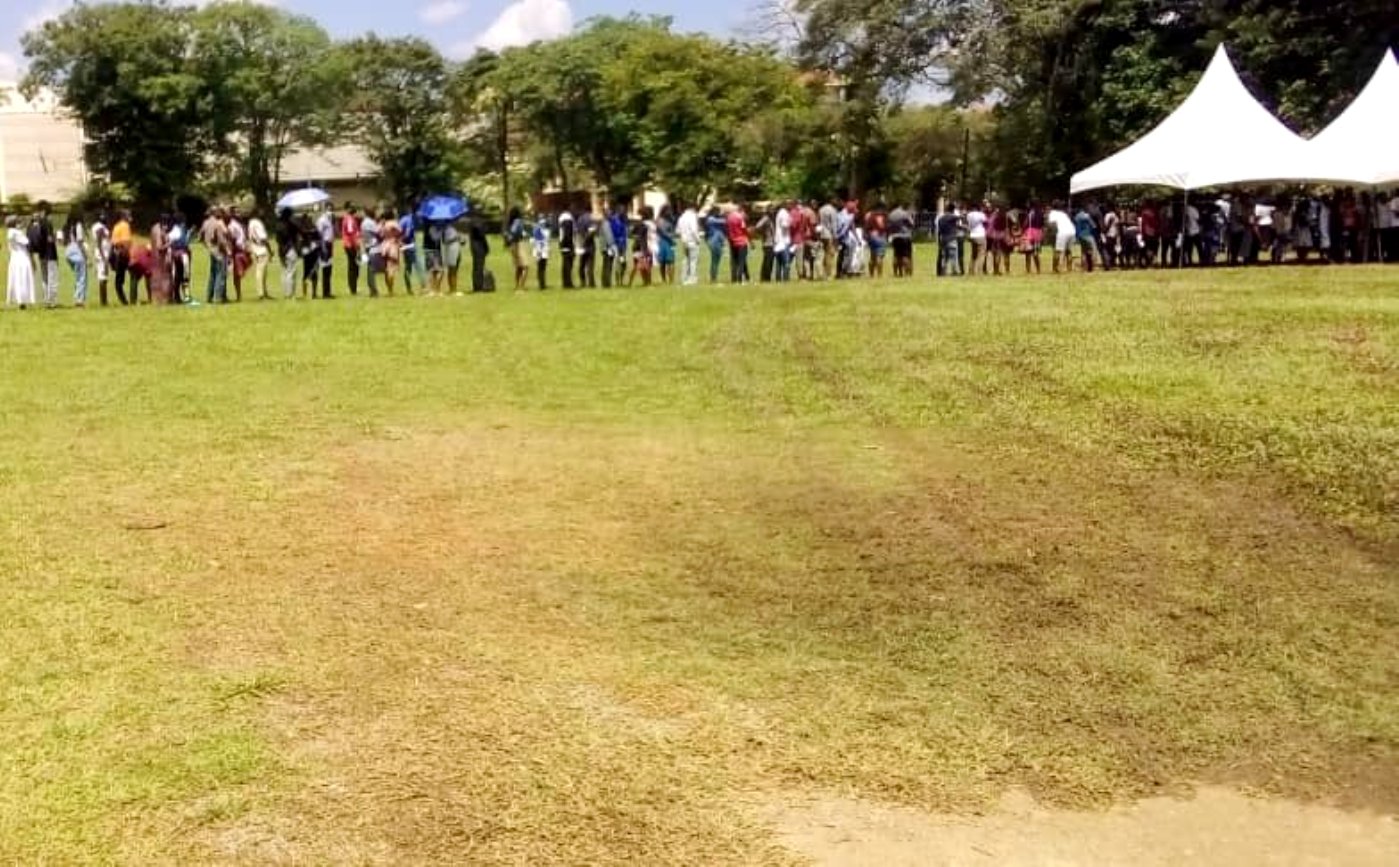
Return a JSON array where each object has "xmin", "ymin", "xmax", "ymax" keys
[
  {"xmin": 0, "ymin": 82, "xmax": 87, "ymax": 203},
  {"xmin": 0, "ymin": 82, "xmax": 380, "ymax": 206}
]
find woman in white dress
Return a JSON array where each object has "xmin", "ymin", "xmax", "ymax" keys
[{"xmin": 7, "ymin": 216, "xmax": 36, "ymax": 308}]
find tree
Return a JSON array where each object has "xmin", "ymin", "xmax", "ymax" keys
[
  {"xmin": 335, "ymin": 36, "xmax": 462, "ymax": 207},
  {"xmin": 22, "ymin": 1, "xmax": 213, "ymax": 208},
  {"xmin": 192, "ymin": 3, "xmax": 337, "ymax": 215}
]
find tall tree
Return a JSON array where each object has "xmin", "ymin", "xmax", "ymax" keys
[
  {"xmin": 192, "ymin": 3, "xmax": 337, "ymax": 215},
  {"xmin": 22, "ymin": 1, "xmax": 212, "ymax": 208},
  {"xmin": 335, "ymin": 36, "xmax": 462, "ymax": 207}
]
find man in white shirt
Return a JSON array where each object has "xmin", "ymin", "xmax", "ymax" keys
[
  {"xmin": 1047, "ymin": 202, "xmax": 1075, "ymax": 273},
  {"xmin": 676, "ymin": 204, "xmax": 701, "ymax": 286},
  {"xmin": 774, "ymin": 203, "xmax": 793, "ymax": 282}
]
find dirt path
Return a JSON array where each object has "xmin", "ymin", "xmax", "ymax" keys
[{"xmin": 766, "ymin": 787, "xmax": 1399, "ymax": 866}]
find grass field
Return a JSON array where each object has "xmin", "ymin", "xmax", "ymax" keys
[{"xmin": 1, "ymin": 257, "xmax": 1396, "ymax": 863}]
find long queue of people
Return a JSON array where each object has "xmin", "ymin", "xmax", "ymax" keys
[
  {"xmin": 932, "ymin": 188, "xmax": 1399, "ymax": 276},
  {"xmin": 4, "ymin": 200, "xmax": 495, "ymax": 310},
  {"xmin": 8, "ymin": 187, "xmax": 1397, "ymax": 309}
]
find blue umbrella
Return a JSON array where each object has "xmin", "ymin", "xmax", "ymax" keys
[{"xmin": 418, "ymin": 194, "xmax": 469, "ymax": 223}]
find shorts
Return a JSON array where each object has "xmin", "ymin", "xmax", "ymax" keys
[
  {"xmin": 657, "ymin": 243, "xmax": 675, "ymax": 266},
  {"xmin": 891, "ymin": 237, "xmax": 913, "ymax": 260},
  {"xmin": 869, "ymin": 237, "xmax": 887, "ymax": 259},
  {"xmin": 444, "ymin": 242, "xmax": 462, "ymax": 270},
  {"xmin": 1054, "ymin": 232, "xmax": 1073, "ymax": 254},
  {"xmin": 1023, "ymin": 228, "xmax": 1043, "ymax": 251},
  {"xmin": 425, "ymin": 249, "xmax": 444, "ymax": 272}
]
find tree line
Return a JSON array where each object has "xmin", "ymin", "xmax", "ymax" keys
[{"xmin": 18, "ymin": 1, "xmax": 1397, "ymax": 217}]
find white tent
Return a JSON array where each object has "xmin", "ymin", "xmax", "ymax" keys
[
  {"xmin": 1071, "ymin": 45, "xmax": 1317, "ymax": 194},
  {"xmin": 1300, "ymin": 50, "xmax": 1399, "ymax": 188}
]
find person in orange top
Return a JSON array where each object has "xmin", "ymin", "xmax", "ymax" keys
[{"xmin": 111, "ymin": 210, "xmax": 134, "ymax": 305}]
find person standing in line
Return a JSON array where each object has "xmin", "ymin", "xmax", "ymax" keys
[
  {"xmin": 111, "ymin": 209, "xmax": 132, "ymax": 304},
  {"xmin": 297, "ymin": 213, "xmax": 321, "ymax": 298},
  {"xmin": 1101, "ymin": 204, "xmax": 1121, "ymax": 271},
  {"xmin": 677, "ymin": 201, "xmax": 701, "ymax": 286},
  {"xmin": 361, "ymin": 209, "xmax": 381, "ymax": 297},
  {"xmin": 168, "ymin": 215, "xmax": 190, "ymax": 303},
  {"xmin": 465, "ymin": 219, "xmax": 487, "ymax": 293},
  {"xmin": 423, "ymin": 220, "xmax": 445, "ymax": 295},
  {"xmin": 247, "ymin": 211, "xmax": 271, "ymax": 300},
  {"xmin": 599, "ymin": 208, "xmax": 617, "ymax": 289},
  {"xmin": 378, "ymin": 208, "xmax": 403, "ymax": 295},
  {"xmin": 888, "ymin": 202, "xmax": 913, "ymax": 277},
  {"xmin": 63, "ymin": 212, "xmax": 88, "ymax": 307},
  {"xmin": 33, "ymin": 203, "xmax": 59, "ymax": 308},
  {"xmin": 965, "ymin": 201, "xmax": 988, "ymax": 276},
  {"xmin": 1139, "ymin": 200, "xmax": 1159, "ymax": 267},
  {"xmin": 506, "ymin": 207, "xmax": 529, "ymax": 291},
  {"xmin": 935, "ymin": 203, "xmax": 960, "ymax": 276},
  {"xmin": 7, "ymin": 216, "xmax": 35, "ymax": 309},
  {"xmin": 656, "ymin": 205, "xmax": 677, "ymax": 285},
  {"xmin": 276, "ymin": 209, "xmax": 300, "ymax": 299},
  {"xmin": 399, "ymin": 208, "xmax": 421, "ymax": 293},
  {"xmin": 705, "ymin": 206, "xmax": 726, "ymax": 284},
  {"xmin": 610, "ymin": 204, "xmax": 629, "ymax": 287},
  {"xmin": 341, "ymin": 204, "xmax": 362, "ymax": 294},
  {"xmin": 148, "ymin": 215, "xmax": 173, "ymax": 305},
  {"xmin": 558, "ymin": 208, "xmax": 576, "ymax": 289},
  {"xmin": 532, "ymin": 213, "xmax": 551, "ymax": 290},
  {"xmin": 818, "ymin": 198, "xmax": 839, "ymax": 280},
  {"xmin": 774, "ymin": 201, "xmax": 793, "ymax": 282},
  {"xmin": 316, "ymin": 204, "xmax": 335, "ymax": 299},
  {"xmin": 1073, "ymin": 203, "xmax": 1098, "ymax": 273},
  {"xmin": 1022, "ymin": 202, "xmax": 1044, "ymax": 274},
  {"xmin": 864, "ymin": 203, "xmax": 887, "ymax": 279},
  {"xmin": 628, "ymin": 207, "xmax": 655, "ymax": 287},
  {"xmin": 91, "ymin": 215, "xmax": 112, "ymax": 306},
  {"xmin": 1042, "ymin": 202, "xmax": 1071, "ymax": 273},
  {"xmin": 725, "ymin": 203, "xmax": 750, "ymax": 284},
  {"xmin": 227, "ymin": 207, "xmax": 248, "ymax": 302},
  {"xmin": 577, "ymin": 208, "xmax": 597, "ymax": 288},
  {"xmin": 199, "ymin": 207, "xmax": 229, "ymax": 304},
  {"xmin": 835, "ymin": 202, "xmax": 856, "ymax": 278},
  {"xmin": 788, "ymin": 199, "xmax": 809, "ymax": 280},
  {"xmin": 988, "ymin": 202, "xmax": 1010, "ymax": 275}
]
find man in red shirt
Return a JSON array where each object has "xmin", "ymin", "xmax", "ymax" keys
[
  {"xmin": 1139, "ymin": 202, "xmax": 1159, "ymax": 268},
  {"xmin": 341, "ymin": 204, "xmax": 363, "ymax": 294},
  {"xmin": 725, "ymin": 205, "xmax": 750, "ymax": 284}
]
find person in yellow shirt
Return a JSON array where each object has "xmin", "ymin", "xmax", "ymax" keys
[{"xmin": 111, "ymin": 210, "xmax": 134, "ymax": 305}]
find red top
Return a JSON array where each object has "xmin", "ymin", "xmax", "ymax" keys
[
  {"xmin": 341, "ymin": 214, "xmax": 362, "ymax": 250},
  {"xmin": 725, "ymin": 210, "xmax": 748, "ymax": 247},
  {"xmin": 1140, "ymin": 207, "xmax": 1159, "ymax": 238}
]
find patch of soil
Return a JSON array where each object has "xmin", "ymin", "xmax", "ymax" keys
[{"xmin": 765, "ymin": 787, "xmax": 1399, "ymax": 866}]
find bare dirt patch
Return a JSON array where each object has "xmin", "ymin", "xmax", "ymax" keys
[{"xmin": 765, "ymin": 787, "xmax": 1399, "ymax": 866}]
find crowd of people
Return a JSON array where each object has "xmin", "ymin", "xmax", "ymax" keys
[{"xmin": 5, "ymin": 187, "xmax": 1397, "ymax": 309}]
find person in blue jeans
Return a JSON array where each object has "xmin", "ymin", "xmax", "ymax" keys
[
  {"xmin": 399, "ymin": 209, "xmax": 422, "ymax": 293},
  {"xmin": 1074, "ymin": 206, "xmax": 1099, "ymax": 273},
  {"xmin": 704, "ymin": 207, "xmax": 726, "ymax": 283},
  {"xmin": 936, "ymin": 205, "xmax": 962, "ymax": 276}
]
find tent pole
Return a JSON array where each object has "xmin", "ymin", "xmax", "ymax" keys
[{"xmin": 1179, "ymin": 188, "xmax": 1188, "ymax": 269}]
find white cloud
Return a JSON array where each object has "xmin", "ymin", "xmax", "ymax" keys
[
  {"xmin": 420, "ymin": 1, "xmax": 467, "ymax": 25},
  {"xmin": 471, "ymin": 0, "xmax": 572, "ymax": 53}
]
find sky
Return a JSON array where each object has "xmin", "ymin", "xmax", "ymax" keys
[{"xmin": 0, "ymin": 0, "xmax": 766, "ymax": 80}]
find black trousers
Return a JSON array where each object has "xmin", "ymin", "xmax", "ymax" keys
[
  {"xmin": 321, "ymin": 250, "xmax": 334, "ymax": 297},
  {"xmin": 471, "ymin": 251, "xmax": 486, "ymax": 291},
  {"xmin": 113, "ymin": 248, "xmax": 131, "ymax": 305},
  {"xmin": 561, "ymin": 250, "xmax": 575, "ymax": 288},
  {"xmin": 579, "ymin": 244, "xmax": 596, "ymax": 287},
  {"xmin": 346, "ymin": 248, "xmax": 360, "ymax": 294},
  {"xmin": 537, "ymin": 258, "xmax": 548, "ymax": 289},
  {"xmin": 760, "ymin": 246, "xmax": 775, "ymax": 282},
  {"xmin": 602, "ymin": 251, "xmax": 615, "ymax": 287}
]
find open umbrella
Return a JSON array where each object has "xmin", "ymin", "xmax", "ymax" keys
[
  {"xmin": 276, "ymin": 187, "xmax": 331, "ymax": 211},
  {"xmin": 418, "ymin": 194, "xmax": 469, "ymax": 223}
]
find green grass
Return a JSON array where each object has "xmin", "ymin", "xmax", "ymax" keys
[{"xmin": 1, "ymin": 254, "xmax": 1395, "ymax": 862}]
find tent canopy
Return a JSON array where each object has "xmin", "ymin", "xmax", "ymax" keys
[
  {"xmin": 1301, "ymin": 50, "xmax": 1399, "ymax": 188},
  {"xmin": 1071, "ymin": 45, "xmax": 1316, "ymax": 194}
]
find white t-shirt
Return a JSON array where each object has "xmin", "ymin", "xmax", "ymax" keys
[
  {"xmin": 1185, "ymin": 205, "xmax": 1201, "ymax": 236},
  {"xmin": 774, "ymin": 208, "xmax": 792, "ymax": 252},
  {"xmin": 1048, "ymin": 209, "xmax": 1074, "ymax": 237},
  {"xmin": 966, "ymin": 210, "xmax": 988, "ymax": 240},
  {"xmin": 1255, "ymin": 204, "xmax": 1276, "ymax": 227}
]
